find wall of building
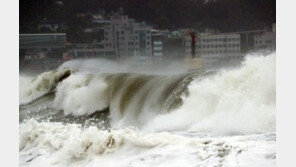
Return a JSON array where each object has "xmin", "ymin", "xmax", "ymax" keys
[
  {"xmin": 101, "ymin": 15, "xmax": 152, "ymax": 61},
  {"xmin": 185, "ymin": 33, "xmax": 241, "ymax": 59},
  {"xmin": 254, "ymin": 31, "xmax": 276, "ymax": 50}
]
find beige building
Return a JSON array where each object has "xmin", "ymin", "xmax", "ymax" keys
[{"xmin": 185, "ymin": 33, "xmax": 241, "ymax": 59}]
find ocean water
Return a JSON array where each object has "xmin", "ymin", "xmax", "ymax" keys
[{"xmin": 19, "ymin": 53, "xmax": 276, "ymax": 167}]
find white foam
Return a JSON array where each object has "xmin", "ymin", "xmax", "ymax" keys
[
  {"xmin": 53, "ymin": 72, "xmax": 109, "ymax": 116},
  {"xmin": 144, "ymin": 53, "xmax": 276, "ymax": 135},
  {"xmin": 19, "ymin": 119, "xmax": 275, "ymax": 167},
  {"xmin": 19, "ymin": 70, "xmax": 70, "ymax": 104}
]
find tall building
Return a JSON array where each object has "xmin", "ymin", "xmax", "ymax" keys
[
  {"xmin": 101, "ymin": 15, "xmax": 152, "ymax": 61},
  {"xmin": 151, "ymin": 30, "xmax": 167, "ymax": 61}
]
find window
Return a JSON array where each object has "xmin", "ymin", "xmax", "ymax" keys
[{"xmin": 154, "ymin": 47, "xmax": 162, "ymax": 51}]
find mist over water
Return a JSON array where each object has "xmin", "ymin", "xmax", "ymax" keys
[{"xmin": 19, "ymin": 52, "xmax": 276, "ymax": 167}]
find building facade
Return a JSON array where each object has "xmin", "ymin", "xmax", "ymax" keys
[
  {"xmin": 20, "ymin": 33, "xmax": 67, "ymax": 71},
  {"xmin": 101, "ymin": 15, "xmax": 152, "ymax": 61},
  {"xmin": 254, "ymin": 31, "xmax": 276, "ymax": 50},
  {"xmin": 151, "ymin": 30, "xmax": 170, "ymax": 61},
  {"xmin": 185, "ymin": 33, "xmax": 241, "ymax": 59}
]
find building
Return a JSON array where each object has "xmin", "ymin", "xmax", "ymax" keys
[
  {"xmin": 254, "ymin": 31, "xmax": 276, "ymax": 50},
  {"xmin": 37, "ymin": 20, "xmax": 66, "ymax": 32},
  {"xmin": 101, "ymin": 14, "xmax": 152, "ymax": 61},
  {"xmin": 151, "ymin": 30, "xmax": 169, "ymax": 61},
  {"xmin": 164, "ymin": 36, "xmax": 186, "ymax": 60},
  {"xmin": 22, "ymin": 51, "xmax": 63, "ymax": 71},
  {"xmin": 20, "ymin": 33, "xmax": 67, "ymax": 49},
  {"xmin": 70, "ymin": 48, "xmax": 116, "ymax": 60},
  {"xmin": 20, "ymin": 33, "xmax": 67, "ymax": 71},
  {"xmin": 185, "ymin": 32, "xmax": 241, "ymax": 59}
]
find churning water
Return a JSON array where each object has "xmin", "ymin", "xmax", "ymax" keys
[{"xmin": 19, "ymin": 53, "xmax": 276, "ymax": 167}]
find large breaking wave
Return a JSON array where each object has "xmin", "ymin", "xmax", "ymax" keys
[{"xmin": 19, "ymin": 53, "xmax": 275, "ymax": 135}]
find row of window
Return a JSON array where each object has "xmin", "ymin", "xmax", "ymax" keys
[
  {"xmin": 198, "ymin": 37, "xmax": 240, "ymax": 42},
  {"xmin": 191, "ymin": 44, "xmax": 240, "ymax": 48},
  {"xmin": 105, "ymin": 30, "xmax": 150, "ymax": 35},
  {"xmin": 153, "ymin": 41, "xmax": 162, "ymax": 45},
  {"xmin": 25, "ymin": 60, "xmax": 59, "ymax": 64},
  {"xmin": 76, "ymin": 51, "xmax": 115, "ymax": 56},
  {"xmin": 153, "ymin": 47, "xmax": 162, "ymax": 51},
  {"xmin": 105, "ymin": 36, "xmax": 151, "ymax": 41},
  {"xmin": 154, "ymin": 52, "xmax": 163, "ymax": 56},
  {"xmin": 196, "ymin": 50, "xmax": 240, "ymax": 54},
  {"xmin": 255, "ymin": 40, "xmax": 273, "ymax": 44}
]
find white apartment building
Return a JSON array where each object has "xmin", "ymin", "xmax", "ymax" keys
[
  {"xmin": 102, "ymin": 15, "xmax": 152, "ymax": 60},
  {"xmin": 185, "ymin": 33, "xmax": 241, "ymax": 59},
  {"xmin": 254, "ymin": 31, "xmax": 276, "ymax": 50}
]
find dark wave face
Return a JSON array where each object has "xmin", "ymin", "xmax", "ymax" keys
[{"xmin": 19, "ymin": 69, "xmax": 214, "ymax": 129}]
